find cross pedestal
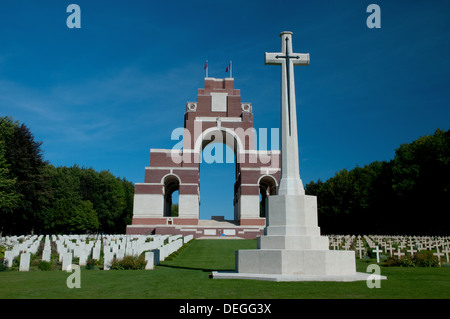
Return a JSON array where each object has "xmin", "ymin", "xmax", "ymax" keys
[
  {"xmin": 234, "ymin": 194, "xmax": 357, "ymax": 279},
  {"xmin": 213, "ymin": 31, "xmax": 386, "ymax": 282}
]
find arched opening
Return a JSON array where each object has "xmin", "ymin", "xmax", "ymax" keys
[
  {"xmin": 259, "ymin": 175, "xmax": 277, "ymax": 218},
  {"xmin": 171, "ymin": 190, "xmax": 179, "ymax": 217},
  {"xmin": 163, "ymin": 175, "xmax": 180, "ymax": 218},
  {"xmin": 199, "ymin": 142, "xmax": 236, "ymax": 221}
]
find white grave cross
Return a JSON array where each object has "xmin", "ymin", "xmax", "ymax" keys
[
  {"xmin": 386, "ymin": 243, "xmax": 395, "ymax": 257},
  {"xmin": 433, "ymin": 246, "xmax": 444, "ymax": 265},
  {"xmin": 442, "ymin": 245, "xmax": 450, "ymax": 263},
  {"xmin": 373, "ymin": 246, "xmax": 382, "ymax": 263},
  {"xmin": 356, "ymin": 240, "xmax": 364, "ymax": 259},
  {"xmin": 394, "ymin": 249, "xmax": 405, "ymax": 259},
  {"xmin": 407, "ymin": 244, "xmax": 417, "ymax": 257}
]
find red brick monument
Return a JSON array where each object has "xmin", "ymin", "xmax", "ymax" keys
[{"xmin": 126, "ymin": 77, "xmax": 280, "ymax": 238}]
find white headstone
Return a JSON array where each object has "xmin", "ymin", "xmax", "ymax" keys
[
  {"xmin": 103, "ymin": 251, "xmax": 114, "ymax": 270},
  {"xmin": 116, "ymin": 248, "xmax": 125, "ymax": 260},
  {"xmin": 184, "ymin": 235, "xmax": 193, "ymax": 243},
  {"xmin": 145, "ymin": 252, "xmax": 154, "ymax": 270},
  {"xmin": 78, "ymin": 249, "xmax": 88, "ymax": 266},
  {"xmin": 19, "ymin": 252, "xmax": 31, "ymax": 272},
  {"xmin": 62, "ymin": 253, "xmax": 73, "ymax": 271},
  {"xmin": 4, "ymin": 251, "xmax": 15, "ymax": 268},
  {"xmin": 42, "ymin": 248, "xmax": 51, "ymax": 262}
]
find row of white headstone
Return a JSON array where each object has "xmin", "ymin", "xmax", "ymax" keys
[
  {"xmin": 2, "ymin": 234, "xmax": 43, "ymax": 270},
  {"xmin": 1, "ymin": 233, "xmax": 193, "ymax": 272},
  {"xmin": 328, "ymin": 234, "xmax": 450, "ymax": 263}
]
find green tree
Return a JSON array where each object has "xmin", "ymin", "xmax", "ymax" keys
[
  {"xmin": 40, "ymin": 165, "xmax": 83, "ymax": 233},
  {"xmin": 119, "ymin": 177, "xmax": 135, "ymax": 230},
  {"xmin": 0, "ymin": 116, "xmax": 135, "ymax": 234},
  {"xmin": 42, "ymin": 164, "xmax": 134, "ymax": 234},
  {"xmin": 306, "ymin": 128, "xmax": 449, "ymax": 235},
  {"xmin": 68, "ymin": 200, "xmax": 99, "ymax": 233},
  {"xmin": 391, "ymin": 128, "xmax": 449, "ymax": 234},
  {"xmin": 0, "ymin": 116, "xmax": 49, "ymax": 234},
  {"xmin": 171, "ymin": 204, "xmax": 179, "ymax": 217},
  {"xmin": 0, "ymin": 141, "xmax": 23, "ymax": 235}
]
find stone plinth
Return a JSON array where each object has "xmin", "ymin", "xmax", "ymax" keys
[
  {"xmin": 236, "ymin": 247, "xmax": 356, "ymax": 276},
  {"xmin": 237, "ymin": 194, "xmax": 357, "ymax": 277},
  {"xmin": 258, "ymin": 195, "xmax": 329, "ymax": 250},
  {"xmin": 213, "ymin": 194, "xmax": 382, "ymax": 281}
]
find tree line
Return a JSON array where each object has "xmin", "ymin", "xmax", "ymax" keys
[
  {"xmin": 0, "ymin": 116, "xmax": 134, "ymax": 235},
  {"xmin": 306, "ymin": 128, "xmax": 449, "ymax": 236}
]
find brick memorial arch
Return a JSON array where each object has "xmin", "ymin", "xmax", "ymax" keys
[{"xmin": 126, "ymin": 77, "xmax": 280, "ymax": 238}]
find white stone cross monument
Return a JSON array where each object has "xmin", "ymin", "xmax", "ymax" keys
[
  {"xmin": 213, "ymin": 31, "xmax": 386, "ymax": 281},
  {"xmin": 264, "ymin": 31, "xmax": 309, "ymax": 196}
]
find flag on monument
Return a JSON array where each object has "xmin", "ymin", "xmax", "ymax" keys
[
  {"xmin": 226, "ymin": 61, "xmax": 232, "ymax": 78},
  {"xmin": 204, "ymin": 60, "xmax": 208, "ymax": 77}
]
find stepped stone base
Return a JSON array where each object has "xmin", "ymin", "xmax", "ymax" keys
[
  {"xmin": 213, "ymin": 194, "xmax": 383, "ymax": 282},
  {"xmin": 236, "ymin": 249, "xmax": 356, "ymax": 276},
  {"xmin": 212, "ymin": 270, "xmax": 386, "ymax": 282}
]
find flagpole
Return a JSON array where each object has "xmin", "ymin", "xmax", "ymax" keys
[
  {"xmin": 230, "ymin": 60, "xmax": 232, "ymax": 78},
  {"xmin": 205, "ymin": 60, "xmax": 208, "ymax": 78}
]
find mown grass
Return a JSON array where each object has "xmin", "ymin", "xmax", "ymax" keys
[{"xmin": 0, "ymin": 239, "xmax": 449, "ymax": 299}]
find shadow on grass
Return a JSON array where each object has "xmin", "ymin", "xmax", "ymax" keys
[{"xmin": 158, "ymin": 263, "xmax": 235, "ymax": 273}]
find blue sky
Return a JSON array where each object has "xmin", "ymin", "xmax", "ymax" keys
[{"xmin": 1, "ymin": 1, "xmax": 449, "ymax": 220}]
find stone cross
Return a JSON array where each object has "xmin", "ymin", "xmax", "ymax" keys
[
  {"xmin": 394, "ymin": 249, "xmax": 405, "ymax": 259},
  {"xmin": 407, "ymin": 244, "xmax": 417, "ymax": 257},
  {"xmin": 381, "ymin": 240, "xmax": 387, "ymax": 253},
  {"xmin": 265, "ymin": 31, "xmax": 309, "ymax": 196},
  {"xmin": 356, "ymin": 242, "xmax": 364, "ymax": 259},
  {"xmin": 365, "ymin": 236, "xmax": 375, "ymax": 248},
  {"xmin": 386, "ymin": 243, "xmax": 395, "ymax": 257},
  {"xmin": 331, "ymin": 241, "xmax": 339, "ymax": 250},
  {"xmin": 433, "ymin": 246, "xmax": 444, "ymax": 265},
  {"xmin": 373, "ymin": 246, "xmax": 382, "ymax": 263},
  {"xmin": 417, "ymin": 242, "xmax": 424, "ymax": 251},
  {"xmin": 442, "ymin": 245, "xmax": 450, "ymax": 263}
]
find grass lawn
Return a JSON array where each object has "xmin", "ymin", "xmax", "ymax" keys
[{"xmin": 0, "ymin": 239, "xmax": 449, "ymax": 299}]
